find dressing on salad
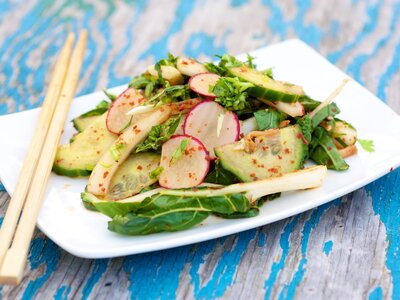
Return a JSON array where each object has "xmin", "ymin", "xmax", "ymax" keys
[{"xmin": 53, "ymin": 54, "xmax": 357, "ymax": 235}]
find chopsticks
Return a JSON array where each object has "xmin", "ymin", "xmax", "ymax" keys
[{"xmin": 0, "ymin": 30, "xmax": 87, "ymax": 285}]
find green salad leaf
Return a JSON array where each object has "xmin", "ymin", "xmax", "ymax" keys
[
  {"xmin": 253, "ymin": 109, "xmax": 286, "ymax": 130},
  {"xmin": 205, "ymin": 162, "xmax": 238, "ymax": 185},
  {"xmin": 147, "ymin": 84, "xmax": 191, "ymax": 104},
  {"xmin": 136, "ymin": 115, "xmax": 182, "ymax": 153},
  {"xmin": 358, "ymin": 139, "xmax": 375, "ymax": 153},
  {"xmin": 103, "ymin": 89, "xmax": 117, "ymax": 102},
  {"xmin": 297, "ymin": 114, "xmax": 312, "ymax": 143},
  {"xmin": 311, "ymin": 102, "xmax": 340, "ymax": 129},
  {"xmin": 299, "ymin": 96, "xmax": 320, "ymax": 112},
  {"xmin": 108, "ymin": 193, "xmax": 252, "ymax": 235},
  {"xmin": 310, "ymin": 127, "xmax": 349, "ymax": 170}
]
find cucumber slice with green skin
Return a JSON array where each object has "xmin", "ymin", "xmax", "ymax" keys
[
  {"xmin": 73, "ymin": 115, "xmax": 101, "ymax": 132},
  {"xmin": 107, "ymin": 152, "xmax": 160, "ymax": 200},
  {"xmin": 53, "ymin": 113, "xmax": 118, "ymax": 177},
  {"xmin": 227, "ymin": 66, "xmax": 304, "ymax": 103},
  {"xmin": 215, "ymin": 125, "xmax": 307, "ymax": 182}
]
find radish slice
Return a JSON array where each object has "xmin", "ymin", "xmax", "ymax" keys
[
  {"xmin": 183, "ymin": 101, "xmax": 240, "ymax": 159},
  {"xmin": 189, "ymin": 73, "xmax": 220, "ymax": 98},
  {"xmin": 177, "ymin": 57, "xmax": 208, "ymax": 76},
  {"xmin": 106, "ymin": 88, "xmax": 146, "ymax": 134},
  {"xmin": 159, "ymin": 135, "xmax": 210, "ymax": 189},
  {"xmin": 265, "ymin": 100, "xmax": 305, "ymax": 117}
]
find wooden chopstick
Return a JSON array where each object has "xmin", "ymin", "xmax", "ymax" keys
[
  {"xmin": 0, "ymin": 33, "xmax": 75, "ymax": 270},
  {"xmin": 0, "ymin": 30, "xmax": 87, "ymax": 285}
]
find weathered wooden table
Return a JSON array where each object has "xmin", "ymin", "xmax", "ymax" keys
[{"xmin": 1, "ymin": 0, "xmax": 399, "ymax": 299}]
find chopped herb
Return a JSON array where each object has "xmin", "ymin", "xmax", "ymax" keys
[
  {"xmin": 311, "ymin": 102, "xmax": 340, "ymax": 129},
  {"xmin": 109, "ymin": 143, "xmax": 126, "ymax": 162},
  {"xmin": 136, "ymin": 115, "xmax": 182, "ymax": 153},
  {"xmin": 297, "ymin": 114, "xmax": 312, "ymax": 143},
  {"xmin": 261, "ymin": 68, "xmax": 274, "ymax": 78},
  {"xmin": 246, "ymin": 54, "xmax": 256, "ymax": 68},
  {"xmin": 149, "ymin": 166, "xmax": 164, "ymax": 179},
  {"xmin": 170, "ymin": 138, "xmax": 188, "ymax": 165},
  {"xmin": 212, "ymin": 77, "xmax": 254, "ymax": 111},
  {"xmin": 358, "ymin": 139, "xmax": 375, "ymax": 153},
  {"xmin": 103, "ymin": 89, "xmax": 117, "ymax": 102},
  {"xmin": 147, "ymin": 84, "xmax": 191, "ymax": 105}
]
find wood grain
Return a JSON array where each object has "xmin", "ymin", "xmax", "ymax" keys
[{"xmin": 1, "ymin": 0, "xmax": 400, "ymax": 299}]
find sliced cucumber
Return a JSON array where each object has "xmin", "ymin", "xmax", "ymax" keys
[
  {"xmin": 107, "ymin": 152, "xmax": 160, "ymax": 200},
  {"xmin": 72, "ymin": 100, "xmax": 110, "ymax": 132},
  {"xmin": 53, "ymin": 113, "xmax": 118, "ymax": 177},
  {"xmin": 73, "ymin": 115, "xmax": 101, "ymax": 132},
  {"xmin": 227, "ymin": 66, "xmax": 304, "ymax": 103},
  {"xmin": 215, "ymin": 125, "xmax": 307, "ymax": 182}
]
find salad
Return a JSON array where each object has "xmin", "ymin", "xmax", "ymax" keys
[{"xmin": 53, "ymin": 54, "xmax": 357, "ymax": 235}]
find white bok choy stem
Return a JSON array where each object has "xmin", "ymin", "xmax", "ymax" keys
[
  {"xmin": 309, "ymin": 79, "xmax": 350, "ymax": 118},
  {"xmin": 161, "ymin": 165, "xmax": 327, "ymax": 203}
]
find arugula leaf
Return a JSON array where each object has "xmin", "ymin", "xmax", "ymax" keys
[
  {"xmin": 129, "ymin": 73, "xmax": 160, "ymax": 98},
  {"xmin": 204, "ymin": 162, "xmax": 238, "ymax": 185},
  {"xmin": 212, "ymin": 77, "xmax": 254, "ymax": 111},
  {"xmin": 358, "ymin": 139, "xmax": 375, "ymax": 153},
  {"xmin": 253, "ymin": 109, "xmax": 286, "ymax": 130},
  {"xmin": 108, "ymin": 193, "xmax": 252, "ymax": 235},
  {"xmin": 136, "ymin": 115, "xmax": 182, "ymax": 153},
  {"xmin": 204, "ymin": 54, "xmax": 244, "ymax": 76},
  {"xmin": 311, "ymin": 102, "xmax": 340, "ymax": 129},
  {"xmin": 171, "ymin": 138, "xmax": 188, "ymax": 165},
  {"xmin": 73, "ymin": 100, "xmax": 110, "ymax": 122},
  {"xmin": 310, "ymin": 127, "xmax": 349, "ymax": 170}
]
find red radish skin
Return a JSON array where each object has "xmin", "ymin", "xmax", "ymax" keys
[
  {"xmin": 189, "ymin": 73, "xmax": 220, "ymax": 98},
  {"xmin": 183, "ymin": 101, "xmax": 240, "ymax": 159},
  {"xmin": 106, "ymin": 88, "xmax": 146, "ymax": 134},
  {"xmin": 159, "ymin": 135, "xmax": 210, "ymax": 189}
]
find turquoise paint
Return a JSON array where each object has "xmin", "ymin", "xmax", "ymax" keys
[
  {"xmin": 189, "ymin": 230, "xmax": 256, "ymax": 298},
  {"xmin": 0, "ymin": 216, "xmax": 2, "ymax": 226},
  {"xmin": 231, "ymin": 0, "xmax": 248, "ymax": 7},
  {"xmin": 107, "ymin": 1, "xmax": 148, "ymax": 86},
  {"xmin": 323, "ymin": 240, "xmax": 333, "ymax": 256},
  {"xmin": 369, "ymin": 286, "xmax": 383, "ymax": 300},
  {"xmin": 278, "ymin": 199, "xmax": 341, "ymax": 299},
  {"xmin": 54, "ymin": 285, "xmax": 72, "ymax": 300},
  {"xmin": 368, "ymin": 169, "xmax": 400, "ymax": 299},
  {"xmin": 376, "ymin": 40, "xmax": 400, "ymax": 101},
  {"xmin": 0, "ymin": 182, "xmax": 4, "ymax": 192},
  {"xmin": 258, "ymin": 230, "xmax": 267, "ymax": 247},
  {"xmin": 21, "ymin": 238, "xmax": 61, "ymax": 300},
  {"xmin": 347, "ymin": 2, "xmax": 400, "ymax": 87},
  {"xmin": 330, "ymin": 20, "xmax": 340, "ymax": 38},
  {"xmin": 264, "ymin": 216, "xmax": 299, "ymax": 299},
  {"xmin": 81, "ymin": 259, "xmax": 109, "ymax": 299},
  {"xmin": 122, "ymin": 246, "xmax": 191, "ymax": 299},
  {"xmin": 328, "ymin": 1, "xmax": 382, "ymax": 63},
  {"xmin": 184, "ymin": 32, "xmax": 227, "ymax": 58},
  {"xmin": 139, "ymin": 0, "xmax": 196, "ymax": 61},
  {"xmin": 261, "ymin": 0, "xmax": 324, "ymax": 47}
]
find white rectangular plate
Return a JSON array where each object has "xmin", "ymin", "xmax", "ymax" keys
[{"xmin": 0, "ymin": 39, "xmax": 399, "ymax": 258}]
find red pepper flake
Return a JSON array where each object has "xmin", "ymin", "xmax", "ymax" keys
[
  {"xmin": 134, "ymin": 129, "xmax": 141, "ymax": 134},
  {"xmin": 278, "ymin": 155, "xmax": 282, "ymax": 160},
  {"xmin": 284, "ymin": 148, "xmax": 290, "ymax": 154},
  {"xmin": 101, "ymin": 187, "xmax": 106, "ymax": 192},
  {"xmin": 129, "ymin": 101, "xmax": 135, "ymax": 105},
  {"xmin": 252, "ymin": 159, "xmax": 257, "ymax": 165},
  {"xmin": 99, "ymin": 183, "xmax": 103, "ymax": 187},
  {"xmin": 197, "ymin": 146, "xmax": 203, "ymax": 151},
  {"xmin": 249, "ymin": 173, "xmax": 256, "ymax": 178},
  {"xmin": 327, "ymin": 146, "xmax": 332, "ymax": 151},
  {"xmin": 56, "ymin": 159, "xmax": 63, "ymax": 163},
  {"xmin": 137, "ymin": 165, "xmax": 143, "ymax": 170},
  {"xmin": 268, "ymin": 167, "xmax": 279, "ymax": 173},
  {"xmin": 182, "ymin": 60, "xmax": 189, "ymax": 65},
  {"xmin": 103, "ymin": 171, "xmax": 109, "ymax": 178},
  {"xmin": 290, "ymin": 160, "xmax": 295, "ymax": 164},
  {"xmin": 390, "ymin": 167, "xmax": 393, "ymax": 172}
]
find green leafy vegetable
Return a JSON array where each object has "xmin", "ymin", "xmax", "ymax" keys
[
  {"xmin": 74, "ymin": 100, "xmax": 110, "ymax": 120},
  {"xmin": 358, "ymin": 139, "xmax": 375, "ymax": 153},
  {"xmin": 253, "ymin": 109, "xmax": 286, "ymax": 130},
  {"xmin": 205, "ymin": 162, "xmax": 238, "ymax": 185},
  {"xmin": 311, "ymin": 103, "xmax": 340, "ymax": 129},
  {"xmin": 103, "ymin": 89, "xmax": 117, "ymax": 102},
  {"xmin": 147, "ymin": 84, "xmax": 191, "ymax": 104},
  {"xmin": 261, "ymin": 68, "xmax": 274, "ymax": 79},
  {"xmin": 129, "ymin": 74, "xmax": 160, "ymax": 98},
  {"xmin": 246, "ymin": 54, "xmax": 256, "ymax": 68},
  {"xmin": 170, "ymin": 138, "xmax": 188, "ymax": 165},
  {"xmin": 212, "ymin": 77, "xmax": 254, "ymax": 111},
  {"xmin": 108, "ymin": 193, "xmax": 251, "ymax": 235},
  {"xmin": 299, "ymin": 96, "xmax": 320, "ymax": 112},
  {"xmin": 310, "ymin": 127, "xmax": 349, "ymax": 170},
  {"xmin": 109, "ymin": 142, "xmax": 126, "ymax": 162},
  {"xmin": 136, "ymin": 115, "xmax": 182, "ymax": 153},
  {"xmin": 215, "ymin": 208, "xmax": 259, "ymax": 219},
  {"xmin": 204, "ymin": 54, "xmax": 245, "ymax": 76},
  {"xmin": 297, "ymin": 114, "xmax": 312, "ymax": 143}
]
